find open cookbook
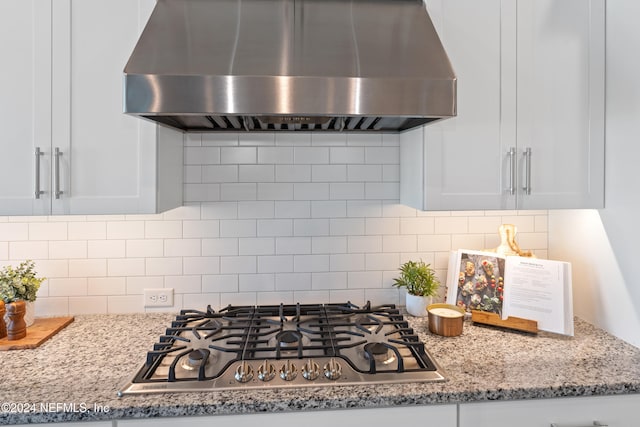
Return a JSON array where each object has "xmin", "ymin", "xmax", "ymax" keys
[{"xmin": 445, "ymin": 249, "xmax": 574, "ymax": 336}]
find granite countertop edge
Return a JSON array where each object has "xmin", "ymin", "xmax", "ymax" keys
[{"xmin": 1, "ymin": 312, "xmax": 639, "ymax": 425}]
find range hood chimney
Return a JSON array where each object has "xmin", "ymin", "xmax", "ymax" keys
[{"xmin": 124, "ymin": 0, "xmax": 456, "ymax": 132}]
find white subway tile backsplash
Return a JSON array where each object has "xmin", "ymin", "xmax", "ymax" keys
[
  {"xmin": 275, "ymin": 165, "xmax": 311, "ymax": 182},
  {"xmin": 329, "ymin": 183, "xmax": 365, "ymax": 200},
  {"xmin": 238, "ymin": 201, "xmax": 274, "ymax": 219},
  {"xmin": 258, "ymin": 147, "xmax": 294, "ymax": 164},
  {"xmin": 0, "ymin": 223, "xmax": 29, "ymax": 241},
  {"xmin": 348, "ymin": 271, "xmax": 382, "ymax": 289},
  {"xmin": 201, "ymin": 133, "xmax": 238, "ymax": 146},
  {"xmin": 330, "ymin": 147, "xmax": 365, "ymax": 164},
  {"xmin": 347, "ymin": 165, "xmax": 382, "ymax": 182},
  {"xmin": 49, "ymin": 278, "xmax": 87, "ymax": 296},
  {"xmin": 239, "ymin": 274, "xmax": 275, "ymax": 292},
  {"xmin": 164, "ymin": 239, "xmax": 201, "ymax": 257},
  {"xmin": 239, "ymin": 133, "xmax": 275, "ymax": 147},
  {"xmin": 202, "ymin": 274, "xmax": 238, "ymax": 293},
  {"xmin": 311, "ymin": 236, "xmax": 347, "ymax": 254},
  {"xmin": 294, "ymin": 147, "xmax": 330, "ymax": 164},
  {"xmin": 10, "ymin": 241, "xmax": 48, "ymax": 260},
  {"xmin": 29, "ymin": 222, "xmax": 67, "ymax": 240},
  {"xmin": 275, "ymin": 237, "xmax": 311, "ymax": 255},
  {"xmin": 365, "ymin": 146, "xmax": 399, "ymax": 164},
  {"xmin": 294, "ymin": 254, "xmax": 330, "ymax": 272},
  {"xmin": 330, "ymin": 253, "xmax": 365, "ymax": 272},
  {"xmin": 239, "ymin": 237, "xmax": 275, "ymax": 256},
  {"xmin": 219, "ymin": 219, "xmax": 256, "ymax": 238},
  {"xmin": 220, "ymin": 183, "xmax": 257, "ymax": 201},
  {"xmin": 87, "ymin": 240, "xmax": 125, "ymax": 258},
  {"xmin": 183, "ymin": 220, "xmax": 220, "ymax": 238},
  {"xmin": 220, "ymin": 147, "xmax": 257, "ymax": 164},
  {"xmin": 68, "ymin": 259, "xmax": 107, "ymax": 278},
  {"xmin": 311, "ymin": 165, "xmax": 347, "ymax": 182},
  {"xmin": 126, "ymin": 239, "xmax": 163, "ymax": 257},
  {"xmin": 166, "ymin": 275, "xmax": 202, "ymax": 293},
  {"xmin": 0, "ymin": 132, "xmax": 548, "ymax": 314},
  {"xmin": 88, "ymin": 277, "xmax": 126, "ymax": 296},
  {"xmin": 220, "ymin": 256, "xmax": 257, "ymax": 274},
  {"xmin": 185, "ymin": 146, "xmax": 221, "ymax": 164},
  {"xmin": 312, "ymin": 272, "xmax": 347, "ymax": 289},
  {"xmin": 312, "ymin": 201, "xmax": 346, "ymax": 218},
  {"xmin": 275, "ymin": 272, "xmax": 311, "ymax": 291},
  {"xmin": 293, "ymin": 219, "xmax": 329, "ymax": 236},
  {"xmin": 201, "ymin": 202, "xmax": 238, "ymax": 219},
  {"xmin": 365, "ymin": 183, "xmax": 399, "ymax": 200},
  {"xmin": 184, "ymin": 183, "xmax": 221, "ymax": 202},
  {"xmin": 257, "ymin": 219, "xmax": 293, "ymax": 237},
  {"xmin": 183, "ymin": 257, "xmax": 220, "ymax": 275},
  {"xmin": 347, "ymin": 235, "xmax": 382, "ymax": 253},
  {"xmin": 294, "ymin": 183, "xmax": 329, "ymax": 200},
  {"xmin": 50, "ymin": 241, "xmax": 87, "ymax": 259},
  {"xmin": 256, "ymin": 183, "xmax": 294, "ymax": 201},
  {"xmin": 239, "ymin": 165, "xmax": 275, "ymax": 182},
  {"xmin": 311, "ymin": 133, "xmax": 347, "ymax": 147},
  {"xmin": 107, "ymin": 221, "xmax": 144, "ymax": 240},
  {"xmin": 69, "ymin": 296, "xmax": 107, "ymax": 314},
  {"xmin": 108, "ymin": 258, "xmax": 145, "ymax": 277},
  {"xmin": 257, "ymin": 255, "xmax": 294, "ymax": 273},
  {"xmin": 202, "ymin": 165, "xmax": 238, "ymax": 183}
]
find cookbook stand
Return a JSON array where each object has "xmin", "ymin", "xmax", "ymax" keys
[{"xmin": 471, "ymin": 310, "xmax": 538, "ymax": 334}]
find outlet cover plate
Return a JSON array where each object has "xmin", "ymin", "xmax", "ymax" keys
[{"xmin": 144, "ymin": 288, "xmax": 174, "ymax": 307}]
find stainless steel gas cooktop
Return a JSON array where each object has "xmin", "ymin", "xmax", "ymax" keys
[{"xmin": 118, "ymin": 302, "xmax": 446, "ymax": 396}]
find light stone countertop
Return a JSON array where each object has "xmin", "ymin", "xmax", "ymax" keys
[{"xmin": 1, "ymin": 312, "xmax": 639, "ymax": 425}]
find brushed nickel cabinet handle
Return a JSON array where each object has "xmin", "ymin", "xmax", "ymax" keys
[
  {"xmin": 508, "ymin": 147, "xmax": 517, "ymax": 195},
  {"xmin": 54, "ymin": 147, "xmax": 63, "ymax": 199},
  {"xmin": 523, "ymin": 147, "xmax": 532, "ymax": 195},
  {"xmin": 550, "ymin": 422, "xmax": 608, "ymax": 427},
  {"xmin": 34, "ymin": 147, "xmax": 45, "ymax": 199}
]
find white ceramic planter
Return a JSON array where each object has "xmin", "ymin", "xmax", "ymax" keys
[
  {"xmin": 405, "ymin": 293, "xmax": 432, "ymax": 317},
  {"xmin": 3, "ymin": 300, "xmax": 35, "ymax": 328}
]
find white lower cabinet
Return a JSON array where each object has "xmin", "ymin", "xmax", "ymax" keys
[
  {"xmin": 116, "ymin": 405, "xmax": 457, "ymax": 427},
  {"xmin": 459, "ymin": 394, "xmax": 640, "ymax": 427}
]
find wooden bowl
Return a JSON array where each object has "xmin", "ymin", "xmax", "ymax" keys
[{"xmin": 427, "ymin": 303, "xmax": 465, "ymax": 337}]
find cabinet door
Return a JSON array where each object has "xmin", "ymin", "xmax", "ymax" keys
[
  {"xmin": 516, "ymin": 0, "xmax": 605, "ymax": 209},
  {"xmin": 0, "ymin": 0, "xmax": 52, "ymax": 215},
  {"xmin": 401, "ymin": 0, "xmax": 516, "ymax": 211},
  {"xmin": 51, "ymin": 0, "xmax": 180, "ymax": 215},
  {"xmin": 117, "ymin": 404, "xmax": 458, "ymax": 427},
  {"xmin": 459, "ymin": 394, "xmax": 639, "ymax": 427}
]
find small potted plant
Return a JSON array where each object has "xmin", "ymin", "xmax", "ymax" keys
[
  {"xmin": 0, "ymin": 260, "xmax": 45, "ymax": 327},
  {"xmin": 393, "ymin": 260, "xmax": 440, "ymax": 317}
]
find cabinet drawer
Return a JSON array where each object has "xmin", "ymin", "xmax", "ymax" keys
[{"xmin": 459, "ymin": 394, "xmax": 639, "ymax": 427}]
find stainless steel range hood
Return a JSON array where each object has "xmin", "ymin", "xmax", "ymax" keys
[{"xmin": 124, "ymin": 0, "xmax": 456, "ymax": 132}]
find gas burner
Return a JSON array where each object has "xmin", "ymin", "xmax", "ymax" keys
[
  {"xmin": 119, "ymin": 302, "xmax": 446, "ymax": 396},
  {"xmin": 276, "ymin": 330, "xmax": 302, "ymax": 348},
  {"xmin": 363, "ymin": 342, "xmax": 396, "ymax": 365},
  {"xmin": 182, "ymin": 349, "xmax": 210, "ymax": 371}
]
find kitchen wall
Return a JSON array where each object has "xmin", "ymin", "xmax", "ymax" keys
[
  {"xmin": 0, "ymin": 132, "xmax": 548, "ymax": 316},
  {"xmin": 548, "ymin": 0, "xmax": 640, "ymax": 348}
]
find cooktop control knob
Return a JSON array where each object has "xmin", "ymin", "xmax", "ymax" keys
[
  {"xmin": 323, "ymin": 358, "xmax": 342, "ymax": 381},
  {"xmin": 234, "ymin": 361, "xmax": 254, "ymax": 383},
  {"xmin": 302, "ymin": 359, "xmax": 320, "ymax": 381},
  {"xmin": 279, "ymin": 360, "xmax": 298, "ymax": 381},
  {"xmin": 257, "ymin": 360, "xmax": 276, "ymax": 382}
]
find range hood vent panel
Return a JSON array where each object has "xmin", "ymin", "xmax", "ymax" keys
[{"xmin": 124, "ymin": 0, "xmax": 457, "ymax": 133}]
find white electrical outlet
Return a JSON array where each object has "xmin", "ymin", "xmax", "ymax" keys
[{"xmin": 144, "ymin": 288, "xmax": 174, "ymax": 307}]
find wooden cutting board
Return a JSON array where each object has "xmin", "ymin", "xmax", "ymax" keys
[{"xmin": 0, "ymin": 316, "xmax": 74, "ymax": 351}]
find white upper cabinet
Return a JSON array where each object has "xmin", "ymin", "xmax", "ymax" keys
[
  {"xmin": 0, "ymin": 0, "xmax": 52, "ymax": 216},
  {"xmin": 0, "ymin": 0, "xmax": 183, "ymax": 216},
  {"xmin": 401, "ymin": 0, "xmax": 604, "ymax": 211}
]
